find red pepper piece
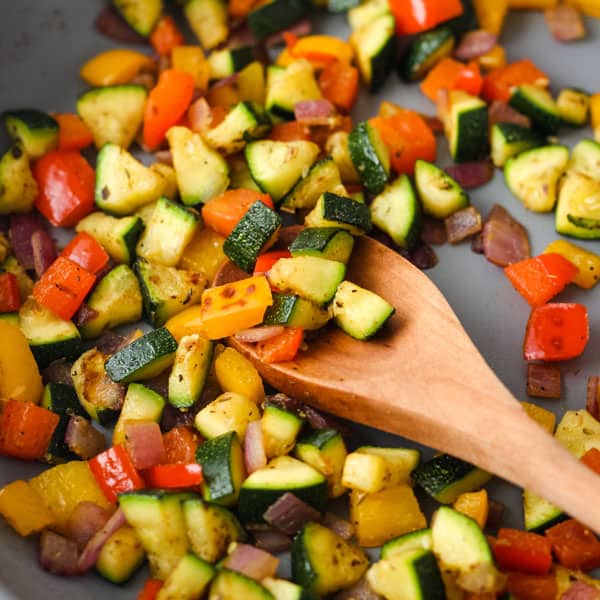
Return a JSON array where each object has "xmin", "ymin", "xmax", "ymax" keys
[
  {"xmin": 389, "ymin": 0, "xmax": 463, "ymax": 35},
  {"xmin": 546, "ymin": 520, "xmax": 600, "ymax": 571},
  {"xmin": 60, "ymin": 232, "xmax": 110, "ymax": 275},
  {"xmin": 143, "ymin": 463, "xmax": 203, "ymax": 489},
  {"xmin": 257, "ymin": 327, "xmax": 303, "ymax": 364},
  {"xmin": 581, "ymin": 448, "xmax": 600, "ymax": 476},
  {"xmin": 137, "ymin": 578, "xmax": 163, "ymax": 600},
  {"xmin": 88, "ymin": 445, "xmax": 145, "ymax": 503},
  {"xmin": 505, "ymin": 572, "xmax": 557, "ymax": 600},
  {"xmin": 0, "ymin": 272, "xmax": 20, "ymax": 313},
  {"xmin": 492, "ymin": 528, "xmax": 553, "ymax": 574},
  {"xmin": 53, "ymin": 113, "xmax": 94, "ymax": 151},
  {"xmin": 482, "ymin": 59, "xmax": 548, "ymax": 103},
  {"xmin": 253, "ymin": 251, "xmax": 292, "ymax": 277}
]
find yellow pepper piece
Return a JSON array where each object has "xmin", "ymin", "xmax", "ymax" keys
[
  {"xmin": 80, "ymin": 49, "xmax": 155, "ymax": 87},
  {"xmin": 29, "ymin": 461, "xmax": 112, "ymax": 533},
  {"xmin": 200, "ymin": 275, "xmax": 273, "ymax": 340},
  {"xmin": 214, "ymin": 347, "xmax": 265, "ymax": 404},
  {"xmin": 0, "ymin": 480, "xmax": 55, "ymax": 536},
  {"xmin": 0, "ymin": 321, "xmax": 43, "ymax": 406},
  {"xmin": 473, "ymin": 0, "xmax": 508, "ymax": 36},
  {"xmin": 206, "ymin": 84, "xmax": 240, "ymax": 110},
  {"xmin": 521, "ymin": 401, "xmax": 556, "ymax": 434},
  {"xmin": 477, "ymin": 45, "xmax": 507, "ymax": 70},
  {"xmin": 236, "ymin": 62, "xmax": 266, "ymax": 105},
  {"xmin": 508, "ymin": 0, "xmax": 558, "ymax": 7},
  {"xmin": 165, "ymin": 305, "xmax": 204, "ymax": 343},
  {"xmin": 566, "ymin": 0, "xmax": 600, "ymax": 17},
  {"xmin": 544, "ymin": 240, "xmax": 600, "ymax": 289},
  {"xmin": 178, "ymin": 226, "xmax": 227, "ymax": 281},
  {"xmin": 350, "ymin": 485, "xmax": 427, "ymax": 547},
  {"xmin": 277, "ymin": 35, "xmax": 354, "ymax": 69},
  {"xmin": 591, "ymin": 93, "xmax": 600, "ymax": 142},
  {"xmin": 453, "ymin": 489, "xmax": 489, "ymax": 528},
  {"xmin": 171, "ymin": 46, "xmax": 210, "ymax": 93}
]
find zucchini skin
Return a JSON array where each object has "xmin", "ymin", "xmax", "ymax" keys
[
  {"xmin": 348, "ymin": 122, "xmax": 390, "ymax": 195},
  {"xmin": 247, "ymin": 0, "xmax": 311, "ymax": 40}
]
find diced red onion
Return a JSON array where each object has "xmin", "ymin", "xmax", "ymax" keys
[
  {"xmin": 188, "ymin": 97, "xmax": 213, "ymax": 134},
  {"xmin": 31, "ymin": 229, "xmax": 57, "ymax": 277},
  {"xmin": 73, "ymin": 304, "xmax": 100, "ymax": 328},
  {"xmin": 66, "ymin": 416, "xmax": 106, "ymax": 460},
  {"xmin": 9, "ymin": 213, "xmax": 44, "ymax": 270},
  {"xmin": 560, "ymin": 581, "xmax": 600, "ymax": 600},
  {"xmin": 322, "ymin": 512, "xmax": 354, "ymax": 541},
  {"xmin": 527, "ymin": 363, "xmax": 561, "ymax": 399},
  {"xmin": 129, "ymin": 71, "xmax": 156, "ymax": 90},
  {"xmin": 235, "ymin": 326, "xmax": 285, "ymax": 344},
  {"xmin": 160, "ymin": 403, "xmax": 196, "ymax": 432},
  {"xmin": 333, "ymin": 577, "xmax": 384, "ymax": 600},
  {"xmin": 244, "ymin": 420, "xmax": 267, "ymax": 474},
  {"xmin": 485, "ymin": 499, "xmax": 505, "ymax": 532},
  {"xmin": 228, "ymin": 24, "xmax": 257, "ymax": 48},
  {"xmin": 222, "ymin": 543, "xmax": 279, "ymax": 580},
  {"xmin": 454, "ymin": 30, "xmax": 497, "ymax": 61},
  {"xmin": 124, "ymin": 421, "xmax": 166, "ymax": 470},
  {"xmin": 275, "ymin": 225, "xmax": 304, "ymax": 250},
  {"xmin": 420, "ymin": 217, "xmax": 447, "ymax": 246},
  {"xmin": 444, "ymin": 161, "xmax": 493, "ymax": 190},
  {"xmin": 42, "ymin": 359, "xmax": 74, "ymax": 385},
  {"xmin": 96, "ymin": 331, "xmax": 127, "ymax": 354},
  {"xmin": 252, "ymin": 529, "xmax": 292, "ymax": 553},
  {"xmin": 212, "ymin": 260, "xmax": 251, "ymax": 287},
  {"xmin": 587, "ymin": 377, "xmax": 600, "ymax": 421},
  {"xmin": 410, "ymin": 243, "xmax": 438, "ymax": 270},
  {"xmin": 94, "ymin": 5, "xmax": 147, "ymax": 44},
  {"xmin": 445, "ymin": 206, "xmax": 483, "ymax": 244},
  {"xmin": 209, "ymin": 73, "xmax": 239, "ymax": 91},
  {"xmin": 0, "ymin": 216, "xmax": 8, "ymax": 234},
  {"xmin": 263, "ymin": 493, "xmax": 322, "ymax": 535},
  {"xmin": 39, "ymin": 530, "xmax": 80, "ymax": 576},
  {"xmin": 471, "ymin": 232, "xmax": 484, "ymax": 254},
  {"xmin": 264, "ymin": 19, "xmax": 312, "ymax": 48},
  {"xmin": 482, "ymin": 204, "xmax": 530, "ymax": 267},
  {"xmin": 294, "ymin": 99, "xmax": 336, "ymax": 125},
  {"xmin": 488, "ymin": 100, "xmax": 531, "ymax": 129},
  {"xmin": 545, "ymin": 5, "xmax": 585, "ymax": 43},
  {"xmin": 78, "ymin": 508, "xmax": 127, "ymax": 573},
  {"xmin": 154, "ymin": 151, "xmax": 173, "ymax": 167},
  {"xmin": 66, "ymin": 502, "xmax": 112, "ymax": 551}
]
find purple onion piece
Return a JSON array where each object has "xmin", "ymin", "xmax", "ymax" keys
[
  {"xmin": 73, "ymin": 304, "xmax": 100, "ymax": 328},
  {"xmin": 39, "ymin": 530, "xmax": 80, "ymax": 576},
  {"xmin": 160, "ymin": 403, "xmax": 196, "ymax": 432},
  {"xmin": 471, "ymin": 232, "xmax": 484, "ymax": 254},
  {"xmin": 322, "ymin": 512, "xmax": 354, "ymax": 541},
  {"xmin": 294, "ymin": 99, "xmax": 336, "ymax": 123},
  {"xmin": 94, "ymin": 5, "xmax": 147, "ymax": 44},
  {"xmin": 264, "ymin": 19, "xmax": 312, "ymax": 47},
  {"xmin": 560, "ymin": 581, "xmax": 600, "ymax": 600},
  {"xmin": 445, "ymin": 206, "xmax": 483, "ymax": 244},
  {"xmin": 420, "ymin": 217, "xmax": 447, "ymax": 246},
  {"xmin": 587, "ymin": 377, "xmax": 600, "ymax": 422},
  {"xmin": 410, "ymin": 243, "xmax": 438, "ymax": 270},
  {"xmin": 252, "ymin": 529, "xmax": 292, "ymax": 553},
  {"xmin": 96, "ymin": 331, "xmax": 127, "ymax": 354},
  {"xmin": 488, "ymin": 101, "xmax": 531, "ymax": 129},
  {"xmin": 454, "ymin": 29, "xmax": 497, "ymax": 61},
  {"xmin": 66, "ymin": 501, "xmax": 112, "ymax": 551},
  {"xmin": 482, "ymin": 204, "xmax": 530, "ymax": 267},
  {"xmin": 31, "ymin": 229, "xmax": 57, "ymax": 278},
  {"xmin": 444, "ymin": 161, "xmax": 494, "ymax": 190},
  {"xmin": 263, "ymin": 493, "xmax": 322, "ymax": 535},
  {"xmin": 222, "ymin": 543, "xmax": 279, "ymax": 580},
  {"xmin": 485, "ymin": 499, "xmax": 505, "ymax": 532},
  {"xmin": 545, "ymin": 5, "xmax": 586, "ymax": 43},
  {"xmin": 42, "ymin": 359, "xmax": 74, "ymax": 385},
  {"xmin": 9, "ymin": 213, "xmax": 44, "ymax": 270},
  {"xmin": 526, "ymin": 363, "xmax": 561, "ymax": 399},
  {"xmin": 78, "ymin": 509, "xmax": 127, "ymax": 572},
  {"xmin": 65, "ymin": 416, "xmax": 106, "ymax": 460}
]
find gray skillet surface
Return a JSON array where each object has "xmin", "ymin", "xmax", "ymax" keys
[{"xmin": 1, "ymin": 2, "xmax": 599, "ymax": 598}]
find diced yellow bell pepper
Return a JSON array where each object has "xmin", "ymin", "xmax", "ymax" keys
[
  {"xmin": 199, "ymin": 275, "xmax": 273, "ymax": 340},
  {"xmin": 0, "ymin": 321, "xmax": 43, "ymax": 406},
  {"xmin": 214, "ymin": 347, "xmax": 264, "ymax": 404},
  {"xmin": 80, "ymin": 49, "xmax": 155, "ymax": 87},
  {"xmin": 521, "ymin": 401, "xmax": 556, "ymax": 434},
  {"xmin": 236, "ymin": 62, "xmax": 266, "ymax": 105},
  {"xmin": 178, "ymin": 226, "xmax": 227, "ymax": 281},
  {"xmin": 350, "ymin": 485, "xmax": 427, "ymax": 547},
  {"xmin": 565, "ymin": 0, "xmax": 600, "ymax": 16},
  {"xmin": 342, "ymin": 453, "xmax": 387, "ymax": 493},
  {"xmin": 206, "ymin": 84, "xmax": 240, "ymax": 110},
  {"xmin": 473, "ymin": 0, "xmax": 508, "ymax": 36},
  {"xmin": 171, "ymin": 46, "xmax": 210, "ymax": 93},
  {"xmin": 544, "ymin": 240, "xmax": 600, "ymax": 289},
  {"xmin": 29, "ymin": 461, "xmax": 112, "ymax": 533},
  {"xmin": 591, "ymin": 93, "xmax": 600, "ymax": 142},
  {"xmin": 0, "ymin": 480, "xmax": 55, "ymax": 536},
  {"xmin": 477, "ymin": 45, "xmax": 507, "ymax": 71},
  {"xmin": 453, "ymin": 489, "xmax": 489, "ymax": 528},
  {"xmin": 276, "ymin": 35, "xmax": 354, "ymax": 69},
  {"xmin": 165, "ymin": 305, "xmax": 204, "ymax": 343},
  {"xmin": 508, "ymin": 0, "xmax": 558, "ymax": 7}
]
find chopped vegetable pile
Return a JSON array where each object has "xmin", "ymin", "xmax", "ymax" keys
[{"xmin": 1, "ymin": 0, "xmax": 600, "ymax": 598}]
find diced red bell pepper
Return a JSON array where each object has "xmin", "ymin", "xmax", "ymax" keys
[
  {"xmin": 318, "ymin": 60, "xmax": 359, "ymax": 113},
  {"xmin": 32, "ymin": 256, "xmax": 96, "ymax": 321},
  {"xmin": 545, "ymin": 520, "xmax": 600, "ymax": 571},
  {"xmin": 0, "ymin": 400, "xmax": 59, "ymax": 461},
  {"xmin": 257, "ymin": 327, "xmax": 303, "ymax": 364},
  {"xmin": 0, "ymin": 272, "xmax": 20, "ymax": 313},
  {"xmin": 162, "ymin": 426, "xmax": 201, "ymax": 464},
  {"xmin": 420, "ymin": 58, "xmax": 483, "ymax": 102},
  {"xmin": 581, "ymin": 448, "xmax": 600, "ymax": 475},
  {"xmin": 492, "ymin": 528, "xmax": 553, "ymax": 574},
  {"xmin": 389, "ymin": 0, "xmax": 463, "ymax": 35},
  {"xmin": 268, "ymin": 121, "xmax": 312, "ymax": 142},
  {"xmin": 137, "ymin": 578, "xmax": 163, "ymax": 600},
  {"xmin": 88, "ymin": 445, "xmax": 145, "ymax": 503},
  {"xmin": 523, "ymin": 303, "xmax": 589, "ymax": 362},
  {"xmin": 60, "ymin": 232, "xmax": 110, "ymax": 275},
  {"xmin": 33, "ymin": 150, "xmax": 95, "ymax": 228},
  {"xmin": 505, "ymin": 572, "xmax": 557, "ymax": 600},
  {"xmin": 52, "ymin": 113, "xmax": 94, "ymax": 151},
  {"xmin": 253, "ymin": 251, "xmax": 292, "ymax": 276},
  {"xmin": 481, "ymin": 59, "xmax": 549, "ymax": 103},
  {"xmin": 143, "ymin": 463, "xmax": 203, "ymax": 489},
  {"xmin": 149, "ymin": 15, "xmax": 184, "ymax": 57},
  {"xmin": 504, "ymin": 253, "xmax": 577, "ymax": 306}
]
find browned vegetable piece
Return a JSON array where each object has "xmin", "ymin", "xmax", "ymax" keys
[
  {"xmin": 527, "ymin": 363, "xmax": 561, "ymax": 399},
  {"xmin": 587, "ymin": 376, "xmax": 600, "ymax": 421},
  {"xmin": 545, "ymin": 5, "xmax": 585, "ymax": 43},
  {"xmin": 445, "ymin": 206, "xmax": 483, "ymax": 244}
]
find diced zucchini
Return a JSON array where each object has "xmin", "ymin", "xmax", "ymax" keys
[
  {"xmin": 184, "ymin": 0, "xmax": 228, "ymax": 50},
  {"xmin": 263, "ymin": 293, "xmax": 331, "ymax": 330},
  {"xmin": 245, "ymin": 139, "xmax": 320, "ymax": 202},
  {"xmin": 347, "ymin": 0, "xmax": 389, "ymax": 30},
  {"xmin": 166, "ymin": 126, "xmax": 230, "ymax": 206},
  {"xmin": 555, "ymin": 409, "xmax": 600, "ymax": 458},
  {"xmin": 96, "ymin": 525, "xmax": 145, "ymax": 584},
  {"xmin": 195, "ymin": 391, "xmax": 260, "ymax": 440},
  {"xmin": 569, "ymin": 138, "xmax": 600, "ymax": 180},
  {"xmin": 105, "ymin": 327, "xmax": 178, "ymax": 383},
  {"xmin": 196, "ymin": 431, "xmax": 246, "ymax": 506},
  {"xmin": 223, "ymin": 201, "xmax": 282, "ymax": 272},
  {"xmin": 208, "ymin": 46, "xmax": 255, "ymax": 79},
  {"xmin": 509, "ymin": 84, "xmax": 562, "ymax": 135},
  {"xmin": 490, "ymin": 123, "xmax": 545, "ymax": 168},
  {"xmin": 42, "ymin": 383, "xmax": 86, "ymax": 418},
  {"xmin": 238, "ymin": 456, "xmax": 327, "ymax": 523},
  {"xmin": 79, "ymin": 265, "xmax": 143, "ymax": 339},
  {"xmin": 136, "ymin": 197, "xmax": 200, "ymax": 267},
  {"xmin": 77, "ymin": 85, "xmax": 147, "ymax": 149},
  {"xmin": 76, "ymin": 212, "xmax": 144, "ymax": 265},
  {"xmin": 414, "ymin": 159, "xmax": 469, "ymax": 219},
  {"xmin": 331, "ymin": 280, "xmax": 394, "ymax": 340},
  {"xmin": 413, "ymin": 453, "xmax": 491, "ymax": 504},
  {"xmin": 400, "ymin": 27, "xmax": 455, "ymax": 82},
  {"xmin": 0, "ymin": 146, "xmax": 38, "ymax": 214},
  {"xmin": 262, "ymin": 577, "xmax": 309, "ymax": 600},
  {"xmin": 522, "ymin": 489, "xmax": 564, "ymax": 532},
  {"xmin": 326, "ymin": 131, "xmax": 361, "ymax": 184},
  {"xmin": 113, "ymin": 382, "xmax": 165, "ymax": 445},
  {"xmin": 113, "ymin": 0, "xmax": 162, "ymax": 36},
  {"xmin": 557, "ymin": 88, "xmax": 590, "ymax": 126},
  {"xmin": 261, "ymin": 401, "xmax": 304, "ymax": 458},
  {"xmin": 44, "ymin": 414, "xmax": 80, "ymax": 464},
  {"xmin": 150, "ymin": 162, "xmax": 178, "ymax": 200},
  {"xmin": 209, "ymin": 569, "xmax": 275, "ymax": 600},
  {"xmin": 348, "ymin": 121, "xmax": 390, "ymax": 195},
  {"xmin": 229, "ymin": 153, "xmax": 263, "ymax": 192},
  {"xmin": 356, "ymin": 446, "xmax": 420, "ymax": 487},
  {"xmin": 290, "ymin": 227, "xmax": 355, "ymax": 264},
  {"xmin": 267, "ymin": 256, "xmax": 346, "ymax": 305},
  {"xmin": 135, "ymin": 258, "xmax": 205, "ymax": 327},
  {"xmin": 504, "ymin": 145, "xmax": 569, "ymax": 212},
  {"xmin": 247, "ymin": 0, "xmax": 311, "ymax": 40},
  {"xmin": 304, "ymin": 192, "xmax": 372, "ymax": 235},
  {"xmin": 381, "ymin": 528, "xmax": 433, "ymax": 559},
  {"xmin": 370, "ymin": 174, "xmax": 423, "ymax": 250},
  {"xmin": 157, "ymin": 553, "xmax": 216, "ymax": 600},
  {"xmin": 556, "ymin": 171, "xmax": 600, "ymax": 239},
  {"xmin": 95, "ymin": 143, "xmax": 164, "ymax": 216},
  {"xmin": 446, "ymin": 91, "xmax": 489, "ymax": 163},
  {"xmin": 291, "ymin": 521, "xmax": 369, "ymax": 596},
  {"xmin": 2, "ymin": 109, "xmax": 58, "ymax": 159}
]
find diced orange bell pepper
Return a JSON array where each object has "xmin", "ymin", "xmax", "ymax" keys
[
  {"xmin": 581, "ymin": 448, "xmax": 600, "ymax": 475},
  {"xmin": 165, "ymin": 305, "xmax": 205, "ymax": 342},
  {"xmin": 421, "ymin": 58, "xmax": 483, "ymax": 102},
  {"xmin": 453, "ymin": 489, "xmax": 489, "ymax": 528},
  {"xmin": 150, "ymin": 15, "xmax": 184, "ymax": 57},
  {"xmin": 566, "ymin": 0, "xmax": 600, "ymax": 18},
  {"xmin": 481, "ymin": 59, "xmax": 549, "ymax": 102},
  {"xmin": 52, "ymin": 113, "xmax": 94, "ymax": 151},
  {"xmin": 268, "ymin": 121, "xmax": 312, "ymax": 142},
  {"xmin": 257, "ymin": 327, "xmax": 303, "ymax": 364},
  {"xmin": 591, "ymin": 93, "xmax": 600, "ymax": 142},
  {"xmin": 0, "ymin": 480, "xmax": 55, "ymax": 536},
  {"xmin": 389, "ymin": 0, "xmax": 464, "ymax": 35},
  {"xmin": 171, "ymin": 46, "xmax": 210, "ymax": 93},
  {"xmin": 282, "ymin": 35, "xmax": 354, "ymax": 70},
  {"xmin": 163, "ymin": 426, "xmax": 201, "ymax": 464},
  {"xmin": 138, "ymin": 579, "xmax": 163, "ymax": 600},
  {"xmin": 318, "ymin": 60, "xmax": 359, "ymax": 113},
  {"xmin": 79, "ymin": 49, "xmax": 155, "ymax": 87}
]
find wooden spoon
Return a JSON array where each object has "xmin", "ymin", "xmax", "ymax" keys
[{"xmin": 215, "ymin": 235, "xmax": 600, "ymax": 534}]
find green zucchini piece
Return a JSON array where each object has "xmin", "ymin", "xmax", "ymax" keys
[
  {"xmin": 245, "ymin": 139, "xmax": 320, "ymax": 201},
  {"xmin": 509, "ymin": 84, "xmax": 562, "ymax": 135},
  {"xmin": 209, "ymin": 569, "xmax": 274, "ymax": 600},
  {"xmin": 263, "ymin": 293, "xmax": 331, "ymax": 330},
  {"xmin": 105, "ymin": 327, "xmax": 178, "ymax": 383},
  {"xmin": 158, "ymin": 553, "xmax": 216, "ymax": 599},
  {"xmin": 80, "ymin": 265, "xmax": 143, "ymax": 339},
  {"xmin": 304, "ymin": 192, "xmax": 372, "ymax": 235},
  {"xmin": 289, "ymin": 227, "xmax": 355, "ymax": 263},
  {"xmin": 556, "ymin": 171, "xmax": 600, "ymax": 239},
  {"xmin": 381, "ymin": 528, "xmax": 433, "ymax": 559},
  {"xmin": 196, "ymin": 431, "xmax": 246, "ymax": 507},
  {"xmin": 261, "ymin": 401, "xmax": 305, "ymax": 458},
  {"xmin": 445, "ymin": 0, "xmax": 478, "ymax": 36},
  {"xmin": 2, "ymin": 109, "xmax": 58, "ymax": 159},
  {"xmin": 557, "ymin": 88, "xmax": 590, "ymax": 126},
  {"xmin": 77, "ymin": 85, "xmax": 147, "ymax": 149},
  {"xmin": 504, "ymin": 145, "xmax": 569, "ymax": 212},
  {"xmin": 229, "ymin": 153, "xmax": 263, "ymax": 192},
  {"xmin": 113, "ymin": 382, "xmax": 165, "ymax": 445},
  {"xmin": 168, "ymin": 334, "xmax": 214, "ymax": 409},
  {"xmin": 223, "ymin": 200, "xmax": 282, "ymax": 272},
  {"xmin": 490, "ymin": 123, "xmax": 545, "ymax": 168},
  {"xmin": 447, "ymin": 91, "xmax": 489, "ymax": 163},
  {"xmin": 348, "ymin": 121, "xmax": 390, "ymax": 195},
  {"xmin": 569, "ymin": 139, "xmax": 600, "ymax": 180},
  {"xmin": 0, "ymin": 146, "xmax": 38, "ymax": 214},
  {"xmin": 262, "ymin": 577, "xmax": 311, "ymax": 600},
  {"xmin": 247, "ymin": 0, "xmax": 310, "ymax": 40},
  {"xmin": 44, "ymin": 414, "xmax": 80, "ymax": 464},
  {"xmin": 42, "ymin": 383, "xmax": 86, "ymax": 418},
  {"xmin": 113, "ymin": 0, "xmax": 163, "ymax": 36},
  {"xmin": 523, "ymin": 489, "xmax": 564, "ymax": 533},
  {"xmin": 0, "ymin": 313, "xmax": 19, "ymax": 326},
  {"xmin": 195, "ymin": 392, "xmax": 260, "ymax": 440},
  {"xmin": 96, "ymin": 525, "xmax": 145, "ymax": 584},
  {"xmin": 413, "ymin": 453, "xmax": 491, "ymax": 504},
  {"xmin": 400, "ymin": 27, "xmax": 455, "ymax": 82},
  {"xmin": 291, "ymin": 521, "xmax": 369, "ymax": 596},
  {"xmin": 370, "ymin": 174, "xmax": 423, "ymax": 250},
  {"xmin": 135, "ymin": 258, "xmax": 205, "ymax": 327},
  {"xmin": 267, "ymin": 256, "xmax": 346, "ymax": 305},
  {"xmin": 414, "ymin": 159, "xmax": 469, "ymax": 219},
  {"xmin": 356, "ymin": 445, "xmax": 420, "ymax": 486},
  {"xmin": 347, "ymin": 0, "xmax": 389, "ymax": 28},
  {"xmin": 208, "ymin": 46, "xmax": 255, "ymax": 79},
  {"xmin": 166, "ymin": 126, "xmax": 230, "ymax": 206},
  {"xmin": 184, "ymin": 0, "xmax": 228, "ymax": 50},
  {"xmin": 326, "ymin": 131, "xmax": 361, "ymax": 184}
]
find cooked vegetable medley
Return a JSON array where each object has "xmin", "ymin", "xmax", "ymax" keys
[{"xmin": 1, "ymin": 0, "xmax": 600, "ymax": 598}]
